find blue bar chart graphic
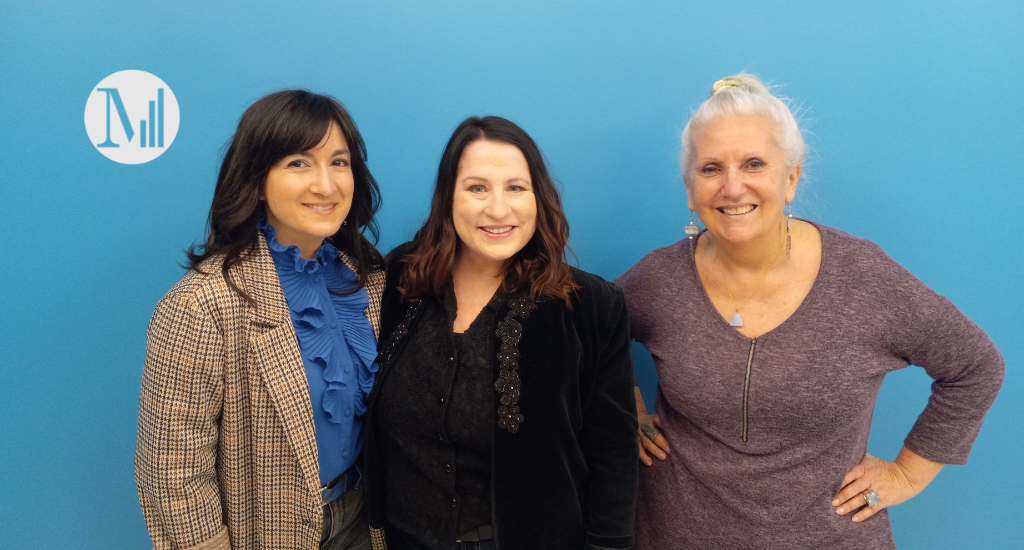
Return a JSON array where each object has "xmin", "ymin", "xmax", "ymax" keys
[
  {"xmin": 148, "ymin": 100, "xmax": 155, "ymax": 148},
  {"xmin": 134, "ymin": 88, "xmax": 165, "ymax": 148},
  {"xmin": 158, "ymin": 88, "xmax": 164, "ymax": 147}
]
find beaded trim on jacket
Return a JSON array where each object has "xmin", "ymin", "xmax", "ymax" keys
[
  {"xmin": 377, "ymin": 301, "xmax": 422, "ymax": 367},
  {"xmin": 495, "ymin": 296, "xmax": 537, "ymax": 433}
]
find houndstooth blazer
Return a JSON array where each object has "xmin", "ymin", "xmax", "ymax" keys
[{"xmin": 135, "ymin": 233, "xmax": 383, "ymax": 550}]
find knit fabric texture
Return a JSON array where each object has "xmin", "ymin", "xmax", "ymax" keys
[{"xmin": 615, "ymin": 223, "xmax": 1004, "ymax": 550}]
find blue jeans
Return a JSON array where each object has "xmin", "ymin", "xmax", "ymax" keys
[{"xmin": 320, "ymin": 479, "xmax": 371, "ymax": 550}]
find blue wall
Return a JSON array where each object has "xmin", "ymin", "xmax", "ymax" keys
[{"xmin": 1, "ymin": 1, "xmax": 1021, "ymax": 548}]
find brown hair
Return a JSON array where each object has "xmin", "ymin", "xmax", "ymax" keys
[
  {"xmin": 186, "ymin": 90, "xmax": 382, "ymax": 303},
  {"xmin": 398, "ymin": 116, "xmax": 577, "ymax": 305}
]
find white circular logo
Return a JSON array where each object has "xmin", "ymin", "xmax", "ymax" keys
[{"xmin": 84, "ymin": 70, "xmax": 180, "ymax": 164}]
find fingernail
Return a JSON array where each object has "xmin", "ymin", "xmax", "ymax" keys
[
  {"xmin": 853, "ymin": 517, "xmax": 861, "ymax": 523},
  {"xmin": 836, "ymin": 508, "xmax": 844, "ymax": 514},
  {"xmin": 831, "ymin": 499, "xmax": 839, "ymax": 506},
  {"xmin": 659, "ymin": 454, "xmax": 666, "ymax": 459}
]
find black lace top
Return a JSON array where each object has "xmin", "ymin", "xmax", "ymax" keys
[{"xmin": 373, "ymin": 285, "xmax": 506, "ymax": 549}]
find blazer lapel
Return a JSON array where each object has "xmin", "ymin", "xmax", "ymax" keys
[{"xmin": 240, "ymin": 234, "xmax": 321, "ymax": 496}]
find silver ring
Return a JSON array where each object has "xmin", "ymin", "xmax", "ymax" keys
[
  {"xmin": 862, "ymin": 490, "xmax": 879, "ymax": 507},
  {"xmin": 640, "ymin": 421, "xmax": 660, "ymax": 441}
]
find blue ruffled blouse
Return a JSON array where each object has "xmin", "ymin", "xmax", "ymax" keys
[{"xmin": 259, "ymin": 219, "xmax": 378, "ymax": 484}]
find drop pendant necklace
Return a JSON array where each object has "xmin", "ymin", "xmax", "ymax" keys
[{"xmin": 713, "ymin": 241, "xmax": 785, "ymax": 328}]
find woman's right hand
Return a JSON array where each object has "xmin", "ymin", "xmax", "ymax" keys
[
  {"xmin": 635, "ymin": 386, "xmax": 670, "ymax": 466},
  {"xmin": 638, "ymin": 412, "xmax": 670, "ymax": 466}
]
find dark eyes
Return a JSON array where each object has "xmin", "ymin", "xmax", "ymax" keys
[
  {"xmin": 748, "ymin": 159, "xmax": 766, "ymax": 169},
  {"xmin": 284, "ymin": 158, "xmax": 349, "ymax": 168}
]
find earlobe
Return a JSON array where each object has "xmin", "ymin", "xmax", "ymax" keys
[
  {"xmin": 685, "ymin": 184, "xmax": 696, "ymax": 211},
  {"xmin": 786, "ymin": 165, "xmax": 801, "ymax": 203}
]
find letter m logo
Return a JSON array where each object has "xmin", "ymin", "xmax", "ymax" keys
[{"xmin": 95, "ymin": 88, "xmax": 134, "ymax": 148}]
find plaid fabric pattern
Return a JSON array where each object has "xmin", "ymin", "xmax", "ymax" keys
[{"xmin": 136, "ymin": 234, "xmax": 383, "ymax": 550}]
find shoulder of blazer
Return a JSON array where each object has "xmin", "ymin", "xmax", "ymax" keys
[
  {"xmin": 159, "ymin": 237, "xmax": 291, "ymax": 331},
  {"xmin": 563, "ymin": 266, "xmax": 627, "ymax": 339},
  {"xmin": 159, "ymin": 253, "xmax": 239, "ymax": 316},
  {"xmin": 568, "ymin": 267, "xmax": 624, "ymax": 309}
]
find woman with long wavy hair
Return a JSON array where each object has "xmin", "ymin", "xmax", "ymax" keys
[
  {"xmin": 362, "ymin": 116, "xmax": 639, "ymax": 550},
  {"xmin": 136, "ymin": 90, "xmax": 384, "ymax": 550}
]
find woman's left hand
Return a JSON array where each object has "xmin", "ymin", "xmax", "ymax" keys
[{"xmin": 832, "ymin": 447, "xmax": 944, "ymax": 522}]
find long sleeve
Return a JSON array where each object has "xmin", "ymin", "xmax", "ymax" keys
[
  {"xmin": 879, "ymin": 254, "xmax": 1005, "ymax": 464},
  {"xmin": 579, "ymin": 286, "xmax": 640, "ymax": 550},
  {"xmin": 608, "ymin": 228, "xmax": 1006, "ymax": 549},
  {"xmin": 135, "ymin": 290, "xmax": 230, "ymax": 550}
]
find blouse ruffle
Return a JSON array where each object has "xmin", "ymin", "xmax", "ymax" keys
[{"xmin": 259, "ymin": 220, "xmax": 379, "ymax": 422}]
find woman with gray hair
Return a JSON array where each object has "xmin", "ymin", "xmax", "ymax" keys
[{"xmin": 615, "ymin": 73, "xmax": 1004, "ymax": 549}]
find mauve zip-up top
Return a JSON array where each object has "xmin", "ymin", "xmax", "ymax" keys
[{"xmin": 615, "ymin": 223, "xmax": 1004, "ymax": 550}]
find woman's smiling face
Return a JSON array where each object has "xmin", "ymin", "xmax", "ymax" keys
[
  {"xmin": 685, "ymin": 115, "xmax": 800, "ymax": 246},
  {"xmin": 262, "ymin": 121, "xmax": 353, "ymax": 258},
  {"xmin": 452, "ymin": 139, "xmax": 537, "ymax": 271}
]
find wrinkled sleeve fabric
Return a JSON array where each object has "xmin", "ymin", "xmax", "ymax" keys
[
  {"xmin": 614, "ymin": 259, "xmax": 650, "ymax": 345},
  {"xmin": 580, "ymin": 284, "xmax": 640, "ymax": 550},
  {"xmin": 875, "ymin": 245, "xmax": 1005, "ymax": 465},
  {"xmin": 616, "ymin": 252, "xmax": 663, "ymax": 390},
  {"xmin": 135, "ymin": 290, "xmax": 229, "ymax": 550}
]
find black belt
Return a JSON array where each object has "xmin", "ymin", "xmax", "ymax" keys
[
  {"xmin": 321, "ymin": 466, "xmax": 360, "ymax": 503},
  {"xmin": 456, "ymin": 525, "xmax": 493, "ymax": 542}
]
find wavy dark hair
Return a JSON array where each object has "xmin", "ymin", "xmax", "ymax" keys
[
  {"xmin": 187, "ymin": 90, "xmax": 382, "ymax": 302},
  {"xmin": 398, "ymin": 116, "xmax": 577, "ymax": 305}
]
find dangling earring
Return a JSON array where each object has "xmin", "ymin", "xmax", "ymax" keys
[
  {"xmin": 685, "ymin": 210, "xmax": 700, "ymax": 240},
  {"xmin": 785, "ymin": 202, "xmax": 793, "ymax": 258}
]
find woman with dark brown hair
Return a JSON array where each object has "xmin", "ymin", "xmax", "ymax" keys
[
  {"xmin": 362, "ymin": 116, "xmax": 639, "ymax": 550},
  {"xmin": 136, "ymin": 90, "xmax": 384, "ymax": 550}
]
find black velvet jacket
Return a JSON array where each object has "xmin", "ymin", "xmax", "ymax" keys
[{"xmin": 364, "ymin": 247, "xmax": 639, "ymax": 550}]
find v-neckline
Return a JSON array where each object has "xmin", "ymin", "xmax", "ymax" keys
[
  {"xmin": 685, "ymin": 220, "xmax": 830, "ymax": 343},
  {"xmin": 445, "ymin": 283, "xmax": 506, "ymax": 335}
]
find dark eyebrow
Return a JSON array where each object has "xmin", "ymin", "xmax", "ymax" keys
[{"xmin": 295, "ymin": 148, "xmax": 350, "ymax": 157}]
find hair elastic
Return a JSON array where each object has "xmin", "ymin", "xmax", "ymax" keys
[{"xmin": 712, "ymin": 76, "xmax": 746, "ymax": 94}]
